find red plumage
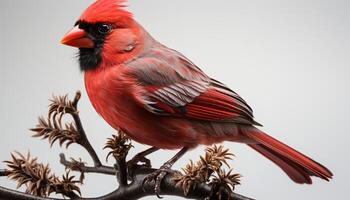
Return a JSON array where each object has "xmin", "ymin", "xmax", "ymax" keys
[
  {"xmin": 80, "ymin": 0, "xmax": 132, "ymax": 24},
  {"xmin": 243, "ymin": 128, "xmax": 333, "ymax": 183},
  {"xmin": 62, "ymin": 0, "xmax": 333, "ymax": 184}
]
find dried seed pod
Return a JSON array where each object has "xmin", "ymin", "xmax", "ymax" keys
[
  {"xmin": 104, "ymin": 131, "xmax": 133, "ymax": 161},
  {"xmin": 4, "ymin": 152, "xmax": 81, "ymax": 198}
]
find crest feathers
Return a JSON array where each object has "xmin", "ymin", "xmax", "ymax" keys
[{"xmin": 79, "ymin": 0, "xmax": 132, "ymax": 23}]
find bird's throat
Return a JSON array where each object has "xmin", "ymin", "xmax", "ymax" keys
[{"xmin": 78, "ymin": 47, "xmax": 102, "ymax": 71}]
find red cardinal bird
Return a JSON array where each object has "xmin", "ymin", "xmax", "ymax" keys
[{"xmin": 61, "ymin": 0, "xmax": 332, "ymax": 191}]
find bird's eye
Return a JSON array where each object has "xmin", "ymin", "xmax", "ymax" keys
[{"xmin": 97, "ymin": 24, "xmax": 112, "ymax": 34}]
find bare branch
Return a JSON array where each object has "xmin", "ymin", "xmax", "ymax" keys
[
  {"xmin": 69, "ymin": 91, "xmax": 102, "ymax": 167},
  {"xmin": 59, "ymin": 153, "xmax": 115, "ymax": 176},
  {"xmin": 0, "ymin": 168, "xmax": 254, "ymax": 200},
  {"xmin": 104, "ymin": 132, "xmax": 133, "ymax": 187},
  {"xmin": 0, "ymin": 169, "xmax": 8, "ymax": 176},
  {"xmin": 30, "ymin": 91, "xmax": 102, "ymax": 167}
]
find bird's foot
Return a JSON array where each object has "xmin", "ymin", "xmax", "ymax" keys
[
  {"xmin": 127, "ymin": 154, "xmax": 152, "ymax": 179},
  {"xmin": 142, "ymin": 163, "xmax": 173, "ymax": 198},
  {"xmin": 128, "ymin": 153, "xmax": 152, "ymax": 168}
]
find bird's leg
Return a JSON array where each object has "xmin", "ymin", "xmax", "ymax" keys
[
  {"xmin": 127, "ymin": 147, "xmax": 159, "ymax": 172},
  {"xmin": 143, "ymin": 147, "xmax": 189, "ymax": 198}
]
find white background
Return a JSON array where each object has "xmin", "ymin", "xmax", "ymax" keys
[{"xmin": 0, "ymin": 0, "xmax": 349, "ymax": 199}]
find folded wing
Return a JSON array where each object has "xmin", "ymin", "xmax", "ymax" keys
[{"xmin": 127, "ymin": 47, "xmax": 259, "ymax": 126}]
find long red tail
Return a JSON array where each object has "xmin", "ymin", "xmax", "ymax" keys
[{"xmin": 243, "ymin": 128, "xmax": 333, "ymax": 184}]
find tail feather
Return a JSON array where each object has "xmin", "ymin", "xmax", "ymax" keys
[
  {"xmin": 243, "ymin": 128, "xmax": 333, "ymax": 184},
  {"xmin": 248, "ymin": 144, "xmax": 313, "ymax": 183}
]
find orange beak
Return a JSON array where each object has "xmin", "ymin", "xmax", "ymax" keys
[{"xmin": 61, "ymin": 26, "xmax": 94, "ymax": 48}]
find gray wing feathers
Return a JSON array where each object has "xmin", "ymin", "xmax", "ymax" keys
[{"xmin": 152, "ymin": 80, "xmax": 210, "ymax": 107}]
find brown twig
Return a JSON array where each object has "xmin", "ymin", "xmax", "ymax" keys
[
  {"xmin": 114, "ymin": 157, "xmax": 128, "ymax": 187},
  {"xmin": 0, "ymin": 169, "xmax": 8, "ymax": 176},
  {"xmin": 104, "ymin": 133, "xmax": 133, "ymax": 187},
  {"xmin": 70, "ymin": 91, "xmax": 102, "ymax": 167},
  {"xmin": 3, "ymin": 152, "xmax": 81, "ymax": 198},
  {"xmin": 59, "ymin": 153, "xmax": 115, "ymax": 176}
]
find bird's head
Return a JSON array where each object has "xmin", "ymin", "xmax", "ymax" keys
[{"xmin": 61, "ymin": 0, "xmax": 143, "ymax": 71}]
